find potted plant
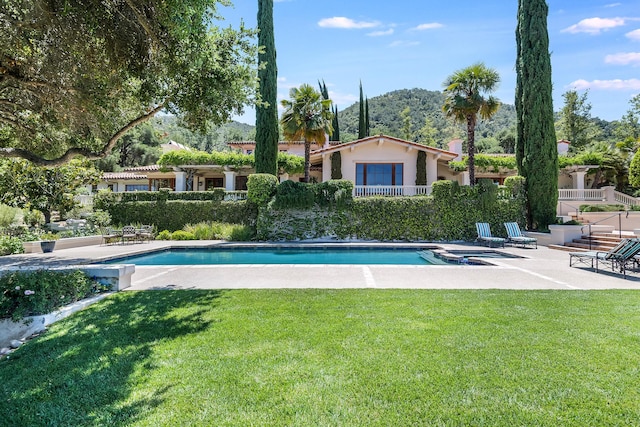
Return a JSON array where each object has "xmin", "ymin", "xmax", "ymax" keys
[{"xmin": 39, "ymin": 233, "xmax": 60, "ymax": 253}]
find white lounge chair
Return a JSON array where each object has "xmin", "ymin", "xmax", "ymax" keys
[
  {"xmin": 475, "ymin": 223, "xmax": 506, "ymax": 248},
  {"xmin": 504, "ymin": 222, "xmax": 537, "ymax": 248}
]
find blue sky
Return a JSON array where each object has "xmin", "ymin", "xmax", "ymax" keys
[{"xmin": 220, "ymin": 0, "xmax": 640, "ymax": 124}]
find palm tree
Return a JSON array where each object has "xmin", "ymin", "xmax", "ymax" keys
[
  {"xmin": 443, "ymin": 63, "xmax": 500, "ymax": 186},
  {"xmin": 281, "ymin": 84, "xmax": 333, "ymax": 182}
]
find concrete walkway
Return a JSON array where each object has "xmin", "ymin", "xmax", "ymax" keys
[{"xmin": 2, "ymin": 241, "xmax": 640, "ymax": 290}]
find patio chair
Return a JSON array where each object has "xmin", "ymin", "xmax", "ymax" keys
[
  {"xmin": 504, "ymin": 222, "xmax": 537, "ymax": 248},
  {"xmin": 475, "ymin": 223, "xmax": 506, "ymax": 248},
  {"xmin": 137, "ymin": 225, "xmax": 155, "ymax": 243},
  {"xmin": 100, "ymin": 227, "xmax": 122, "ymax": 245},
  {"xmin": 569, "ymin": 238, "xmax": 640, "ymax": 278},
  {"xmin": 121, "ymin": 225, "xmax": 140, "ymax": 244}
]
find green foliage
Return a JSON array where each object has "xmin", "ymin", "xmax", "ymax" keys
[
  {"xmin": 400, "ymin": 107, "xmax": 414, "ymax": 141},
  {"xmin": 22, "ymin": 209, "xmax": 45, "ymax": 228},
  {"xmin": 119, "ymin": 190, "xmax": 227, "ymax": 202},
  {"xmin": 0, "ymin": 235, "xmax": 24, "ymax": 256},
  {"xmin": 556, "ymin": 90, "xmax": 601, "ymax": 150},
  {"xmin": 104, "ymin": 200, "xmax": 256, "ymax": 232},
  {"xmin": 247, "ymin": 174, "xmax": 279, "ymax": 206},
  {"xmin": 157, "ymin": 150, "xmax": 303, "ymax": 175},
  {"xmin": 416, "ymin": 151, "xmax": 427, "ymax": 185},
  {"xmin": 182, "ymin": 221, "xmax": 254, "ymax": 241},
  {"xmin": 0, "ymin": 159, "xmax": 100, "ymax": 223},
  {"xmin": 157, "ymin": 230, "xmax": 172, "ymax": 240},
  {"xmin": 0, "ymin": 204, "xmax": 20, "ymax": 228},
  {"xmin": 87, "ymin": 210, "xmax": 112, "ymax": 228},
  {"xmin": 0, "ymin": 270, "xmax": 106, "ymax": 321},
  {"xmin": 449, "ymin": 154, "xmax": 518, "ymax": 173},
  {"xmin": 170, "ymin": 230, "xmax": 196, "ymax": 240},
  {"xmin": 331, "ymin": 152, "xmax": 342, "ymax": 179},
  {"xmin": 274, "ymin": 181, "xmax": 316, "ymax": 209},
  {"xmin": 629, "ymin": 150, "xmax": 640, "ymax": 188},
  {"xmin": 255, "ymin": 0, "xmax": 279, "ymax": 176},
  {"xmin": 516, "ymin": 0, "xmax": 558, "ymax": 230},
  {"xmin": 0, "ymin": 0, "xmax": 258, "ymax": 165},
  {"xmin": 579, "ymin": 204, "xmax": 625, "ymax": 212},
  {"xmin": 504, "ymin": 175, "xmax": 526, "ymax": 197},
  {"xmin": 273, "ymin": 180, "xmax": 354, "ymax": 210},
  {"xmin": 358, "ymin": 82, "xmax": 367, "ymax": 139},
  {"xmin": 257, "ymin": 181, "xmax": 524, "ymax": 241}
]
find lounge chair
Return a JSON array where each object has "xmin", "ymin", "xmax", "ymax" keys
[
  {"xmin": 475, "ymin": 223, "xmax": 506, "ymax": 248},
  {"xmin": 569, "ymin": 238, "xmax": 640, "ymax": 278},
  {"xmin": 504, "ymin": 222, "xmax": 537, "ymax": 248}
]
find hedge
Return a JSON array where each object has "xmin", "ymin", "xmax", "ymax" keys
[
  {"xmin": 106, "ymin": 200, "xmax": 257, "ymax": 232},
  {"xmin": 257, "ymin": 180, "xmax": 525, "ymax": 241}
]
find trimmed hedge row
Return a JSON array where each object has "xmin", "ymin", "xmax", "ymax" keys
[
  {"xmin": 119, "ymin": 189, "xmax": 227, "ymax": 202},
  {"xmin": 257, "ymin": 180, "xmax": 526, "ymax": 241},
  {"xmin": 107, "ymin": 200, "xmax": 257, "ymax": 232}
]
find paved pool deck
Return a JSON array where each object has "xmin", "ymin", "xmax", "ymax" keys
[{"xmin": 2, "ymin": 240, "xmax": 640, "ymax": 290}]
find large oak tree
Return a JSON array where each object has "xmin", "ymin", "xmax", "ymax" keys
[{"xmin": 0, "ymin": 0, "xmax": 257, "ymax": 165}]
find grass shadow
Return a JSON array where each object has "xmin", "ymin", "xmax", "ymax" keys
[{"xmin": 0, "ymin": 290, "xmax": 223, "ymax": 427}]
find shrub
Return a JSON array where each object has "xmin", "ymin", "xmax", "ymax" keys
[
  {"xmin": 157, "ymin": 230, "xmax": 172, "ymax": 240},
  {"xmin": 87, "ymin": 209, "xmax": 112, "ymax": 228},
  {"xmin": 0, "ymin": 270, "xmax": 107, "ymax": 321},
  {"xmin": 0, "ymin": 235, "xmax": 25, "ymax": 256},
  {"xmin": 580, "ymin": 204, "xmax": 625, "ymax": 212},
  {"xmin": 182, "ymin": 221, "xmax": 255, "ymax": 241},
  {"xmin": 0, "ymin": 204, "xmax": 20, "ymax": 228},
  {"xmin": 315, "ymin": 180, "xmax": 353, "ymax": 208},
  {"xmin": 22, "ymin": 209, "xmax": 45, "ymax": 228},
  {"xmin": 274, "ymin": 180, "xmax": 315, "ymax": 209},
  {"xmin": 504, "ymin": 175, "xmax": 526, "ymax": 197},
  {"xmin": 93, "ymin": 189, "xmax": 119, "ymax": 211},
  {"xmin": 170, "ymin": 230, "xmax": 196, "ymax": 240},
  {"xmin": 247, "ymin": 174, "xmax": 279, "ymax": 206}
]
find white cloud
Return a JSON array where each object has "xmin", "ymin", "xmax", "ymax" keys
[
  {"xmin": 562, "ymin": 17, "xmax": 626, "ymax": 34},
  {"xmin": 367, "ymin": 29, "xmax": 394, "ymax": 37},
  {"xmin": 627, "ymin": 29, "xmax": 640, "ymax": 41},
  {"xmin": 327, "ymin": 91, "xmax": 359, "ymax": 107},
  {"xmin": 318, "ymin": 17, "xmax": 380, "ymax": 29},
  {"xmin": 605, "ymin": 52, "xmax": 640, "ymax": 65},
  {"xmin": 604, "ymin": 3, "xmax": 622, "ymax": 7},
  {"xmin": 569, "ymin": 78, "xmax": 640, "ymax": 90},
  {"xmin": 412, "ymin": 22, "xmax": 444, "ymax": 31},
  {"xmin": 389, "ymin": 40, "xmax": 420, "ymax": 48}
]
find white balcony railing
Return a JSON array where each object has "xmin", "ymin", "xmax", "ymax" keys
[
  {"xmin": 614, "ymin": 190, "xmax": 640, "ymax": 207},
  {"xmin": 353, "ymin": 185, "xmax": 432, "ymax": 197},
  {"xmin": 558, "ymin": 189, "xmax": 605, "ymax": 201}
]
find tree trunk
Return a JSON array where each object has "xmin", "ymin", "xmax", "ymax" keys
[
  {"xmin": 467, "ymin": 114, "xmax": 476, "ymax": 187},
  {"xmin": 304, "ymin": 138, "xmax": 310, "ymax": 183}
]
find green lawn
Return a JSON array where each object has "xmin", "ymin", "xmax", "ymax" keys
[{"xmin": 2, "ymin": 290, "xmax": 640, "ymax": 426}]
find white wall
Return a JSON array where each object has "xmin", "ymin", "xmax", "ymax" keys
[{"xmin": 339, "ymin": 140, "xmax": 418, "ymax": 185}]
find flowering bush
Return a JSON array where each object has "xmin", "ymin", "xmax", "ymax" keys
[{"xmin": 0, "ymin": 270, "xmax": 109, "ymax": 321}]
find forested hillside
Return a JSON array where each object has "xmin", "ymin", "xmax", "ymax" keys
[{"xmin": 337, "ymin": 88, "xmax": 517, "ymax": 150}]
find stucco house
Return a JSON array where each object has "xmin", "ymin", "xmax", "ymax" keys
[{"xmin": 95, "ymin": 135, "xmax": 598, "ymax": 198}]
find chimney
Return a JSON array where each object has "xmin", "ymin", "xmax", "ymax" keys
[
  {"xmin": 448, "ymin": 139, "xmax": 464, "ymax": 161},
  {"xmin": 557, "ymin": 139, "xmax": 570, "ymax": 155}
]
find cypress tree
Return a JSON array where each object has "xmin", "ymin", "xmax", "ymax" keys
[
  {"xmin": 515, "ymin": 0, "xmax": 558, "ymax": 230},
  {"xmin": 255, "ymin": 0, "xmax": 278, "ymax": 175},
  {"xmin": 331, "ymin": 105, "xmax": 340, "ymax": 141},
  {"xmin": 358, "ymin": 81, "xmax": 366, "ymax": 139},
  {"xmin": 365, "ymin": 97, "xmax": 370, "ymax": 137}
]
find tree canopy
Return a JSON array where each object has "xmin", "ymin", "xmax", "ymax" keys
[{"xmin": 0, "ymin": 0, "xmax": 257, "ymax": 165}]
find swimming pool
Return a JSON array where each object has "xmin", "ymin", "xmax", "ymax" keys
[{"xmin": 104, "ymin": 247, "xmax": 451, "ymax": 266}]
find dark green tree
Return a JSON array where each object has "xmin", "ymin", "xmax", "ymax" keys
[
  {"xmin": 400, "ymin": 107, "xmax": 414, "ymax": 141},
  {"xmin": 319, "ymin": 80, "xmax": 341, "ymax": 142},
  {"xmin": 416, "ymin": 151, "xmax": 427, "ymax": 185},
  {"xmin": 515, "ymin": 0, "xmax": 558, "ymax": 230},
  {"xmin": 281, "ymin": 84, "xmax": 333, "ymax": 182},
  {"xmin": 358, "ymin": 82, "xmax": 366, "ymax": 139},
  {"xmin": 443, "ymin": 63, "xmax": 501, "ymax": 186},
  {"xmin": 365, "ymin": 97, "xmax": 370, "ymax": 137},
  {"xmin": 255, "ymin": 0, "xmax": 279, "ymax": 176},
  {"xmin": 0, "ymin": 0, "xmax": 257, "ymax": 166}
]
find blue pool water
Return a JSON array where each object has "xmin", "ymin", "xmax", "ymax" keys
[{"xmin": 104, "ymin": 247, "xmax": 449, "ymax": 266}]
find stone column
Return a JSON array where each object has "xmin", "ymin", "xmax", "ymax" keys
[
  {"xmin": 570, "ymin": 171, "xmax": 586, "ymax": 190},
  {"xmin": 426, "ymin": 154, "xmax": 438, "ymax": 187},
  {"xmin": 279, "ymin": 173, "xmax": 290, "ymax": 183},
  {"xmin": 223, "ymin": 171, "xmax": 237, "ymax": 191},
  {"xmin": 322, "ymin": 154, "xmax": 332, "ymax": 182},
  {"xmin": 174, "ymin": 171, "xmax": 186, "ymax": 192},
  {"xmin": 462, "ymin": 171, "xmax": 470, "ymax": 186}
]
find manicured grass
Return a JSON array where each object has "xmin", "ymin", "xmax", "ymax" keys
[{"xmin": 2, "ymin": 290, "xmax": 640, "ymax": 426}]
